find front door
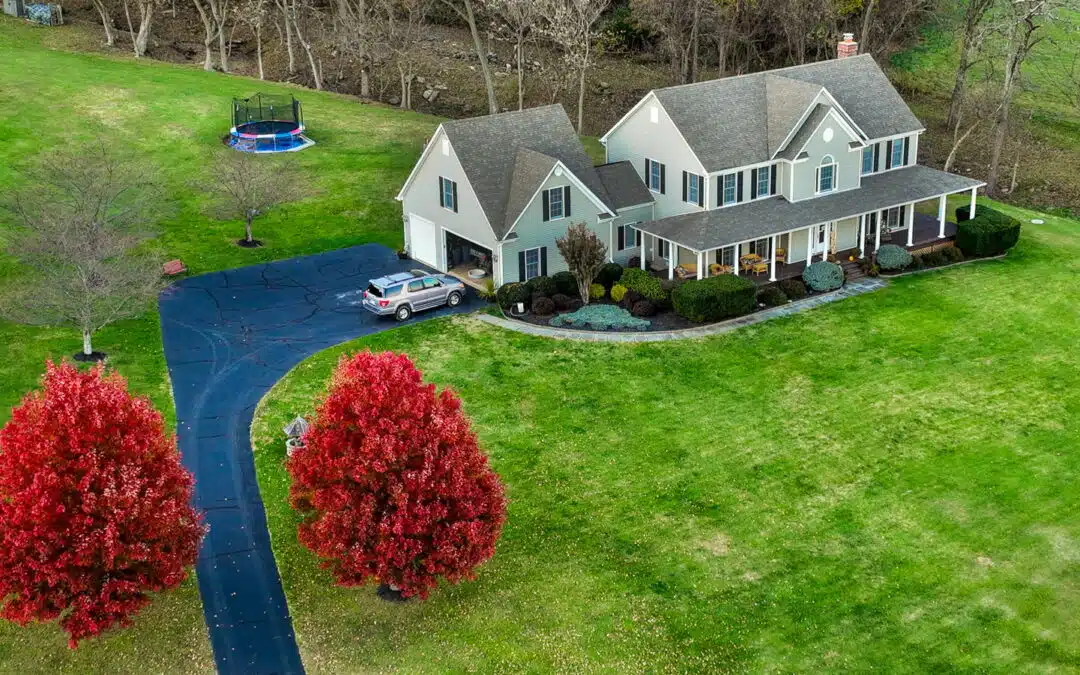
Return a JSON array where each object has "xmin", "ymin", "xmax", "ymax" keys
[{"xmin": 810, "ymin": 223, "xmax": 828, "ymax": 257}]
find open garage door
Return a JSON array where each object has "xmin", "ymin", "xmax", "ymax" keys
[{"xmin": 407, "ymin": 214, "xmax": 439, "ymax": 269}]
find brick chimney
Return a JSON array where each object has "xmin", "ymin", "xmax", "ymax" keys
[{"xmin": 837, "ymin": 33, "xmax": 858, "ymax": 59}]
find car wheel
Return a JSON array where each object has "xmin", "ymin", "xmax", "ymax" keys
[
  {"xmin": 395, "ymin": 305, "xmax": 412, "ymax": 321},
  {"xmin": 447, "ymin": 291, "xmax": 463, "ymax": 307}
]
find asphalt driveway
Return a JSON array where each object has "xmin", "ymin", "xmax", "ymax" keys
[{"xmin": 159, "ymin": 244, "xmax": 473, "ymax": 675}]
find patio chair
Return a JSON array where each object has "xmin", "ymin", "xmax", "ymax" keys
[
  {"xmin": 676, "ymin": 263, "xmax": 697, "ymax": 279},
  {"xmin": 775, "ymin": 248, "xmax": 786, "ymax": 263},
  {"xmin": 752, "ymin": 261, "xmax": 769, "ymax": 276},
  {"xmin": 709, "ymin": 263, "xmax": 723, "ymax": 276}
]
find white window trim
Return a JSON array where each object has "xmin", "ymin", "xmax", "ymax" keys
[
  {"xmin": 861, "ymin": 146, "xmax": 874, "ymax": 176},
  {"xmin": 816, "ymin": 158, "xmax": 838, "ymax": 195},
  {"xmin": 754, "ymin": 167, "xmax": 771, "ymax": 201},
  {"xmin": 617, "ymin": 223, "xmax": 640, "ymax": 251},
  {"xmin": 721, "ymin": 173, "xmax": 738, "ymax": 206},
  {"xmin": 523, "ymin": 247, "xmax": 541, "ymax": 281},
  {"xmin": 440, "ymin": 176, "xmax": 457, "ymax": 212},
  {"xmin": 686, "ymin": 172, "xmax": 702, "ymax": 205},
  {"xmin": 547, "ymin": 186, "xmax": 566, "ymax": 220},
  {"xmin": 646, "ymin": 157, "xmax": 664, "ymax": 194},
  {"xmin": 890, "ymin": 140, "xmax": 905, "ymax": 169},
  {"xmin": 657, "ymin": 238, "xmax": 671, "ymax": 260}
]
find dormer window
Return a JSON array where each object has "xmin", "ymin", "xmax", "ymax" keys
[
  {"xmin": 891, "ymin": 139, "xmax": 905, "ymax": 168},
  {"xmin": 861, "ymin": 146, "xmax": 874, "ymax": 175},
  {"xmin": 721, "ymin": 173, "xmax": 737, "ymax": 205},
  {"xmin": 817, "ymin": 155, "xmax": 837, "ymax": 194}
]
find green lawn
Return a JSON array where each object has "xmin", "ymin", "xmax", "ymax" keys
[{"xmin": 252, "ymin": 205, "xmax": 1080, "ymax": 672}]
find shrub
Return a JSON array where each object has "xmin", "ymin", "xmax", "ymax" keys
[
  {"xmin": 476, "ymin": 277, "xmax": 497, "ymax": 303},
  {"xmin": 627, "ymin": 255, "xmax": 641, "ymax": 270},
  {"xmin": 777, "ymin": 278, "xmax": 807, "ymax": 300},
  {"xmin": 757, "ymin": 285, "xmax": 788, "ymax": 307},
  {"xmin": 802, "ymin": 261, "xmax": 844, "ymax": 292},
  {"xmin": 955, "ymin": 204, "xmax": 972, "ymax": 222},
  {"xmin": 671, "ymin": 274, "xmax": 757, "ymax": 323},
  {"xmin": 551, "ymin": 293, "xmax": 573, "ymax": 311},
  {"xmin": 942, "ymin": 246, "xmax": 965, "ymax": 263},
  {"xmin": 610, "ymin": 283, "xmax": 628, "ymax": 303},
  {"xmin": 0, "ymin": 362, "xmax": 204, "ymax": 647},
  {"xmin": 568, "ymin": 299, "xmax": 584, "ymax": 311},
  {"xmin": 921, "ymin": 250, "xmax": 947, "ymax": 267},
  {"xmin": 496, "ymin": 282, "xmax": 529, "ymax": 311},
  {"xmin": 288, "ymin": 351, "xmax": 506, "ymax": 599},
  {"xmin": 955, "ymin": 210, "xmax": 1021, "ymax": 257},
  {"xmin": 619, "ymin": 268, "xmax": 666, "ymax": 303},
  {"xmin": 594, "ymin": 262, "xmax": 623, "ymax": 290},
  {"xmin": 589, "ymin": 283, "xmax": 606, "ymax": 300},
  {"xmin": 550, "ymin": 304, "xmax": 651, "ymax": 330},
  {"xmin": 875, "ymin": 244, "xmax": 912, "ymax": 271},
  {"xmin": 532, "ymin": 296, "xmax": 555, "ymax": 316},
  {"xmin": 525, "ymin": 275, "xmax": 557, "ymax": 298},
  {"xmin": 619, "ymin": 289, "xmax": 642, "ymax": 310},
  {"xmin": 910, "ymin": 255, "xmax": 926, "ymax": 270},
  {"xmin": 555, "ymin": 222, "xmax": 607, "ymax": 302},
  {"xmin": 552, "ymin": 271, "xmax": 578, "ymax": 296},
  {"xmin": 659, "ymin": 278, "xmax": 683, "ymax": 308},
  {"xmin": 631, "ymin": 300, "xmax": 656, "ymax": 317}
]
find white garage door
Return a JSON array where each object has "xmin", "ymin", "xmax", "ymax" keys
[{"xmin": 407, "ymin": 214, "xmax": 439, "ymax": 269}]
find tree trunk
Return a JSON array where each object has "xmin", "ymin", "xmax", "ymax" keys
[
  {"xmin": 277, "ymin": 0, "xmax": 297, "ymax": 74},
  {"xmin": 293, "ymin": 14, "xmax": 323, "ymax": 89},
  {"xmin": 121, "ymin": 0, "xmax": 137, "ymax": 53},
  {"xmin": 83, "ymin": 330, "xmax": 93, "ymax": 357},
  {"xmin": 92, "ymin": 0, "xmax": 116, "ymax": 46},
  {"xmin": 462, "ymin": 0, "xmax": 498, "ymax": 114},
  {"xmin": 1009, "ymin": 153, "xmax": 1020, "ymax": 194},
  {"xmin": 134, "ymin": 1, "xmax": 154, "ymax": 57},
  {"xmin": 193, "ymin": 0, "xmax": 215, "ymax": 70},
  {"xmin": 987, "ymin": 33, "xmax": 1024, "ymax": 197},
  {"xmin": 944, "ymin": 117, "xmax": 980, "ymax": 172},
  {"xmin": 690, "ymin": 1, "xmax": 700, "ymax": 83},
  {"xmin": 217, "ymin": 11, "xmax": 230, "ymax": 72},
  {"xmin": 576, "ymin": 41, "xmax": 589, "ymax": 134},
  {"xmin": 516, "ymin": 31, "xmax": 525, "ymax": 111},
  {"xmin": 859, "ymin": 0, "xmax": 874, "ymax": 55},
  {"xmin": 255, "ymin": 22, "xmax": 264, "ymax": 79},
  {"xmin": 245, "ymin": 214, "xmax": 254, "ymax": 243}
]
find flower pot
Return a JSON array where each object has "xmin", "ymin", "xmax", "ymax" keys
[{"xmin": 285, "ymin": 437, "xmax": 305, "ymax": 457}]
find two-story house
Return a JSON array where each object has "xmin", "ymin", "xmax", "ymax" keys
[{"xmin": 397, "ymin": 34, "xmax": 984, "ymax": 287}]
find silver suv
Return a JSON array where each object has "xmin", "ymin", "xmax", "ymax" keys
[{"xmin": 362, "ymin": 271, "xmax": 466, "ymax": 321}]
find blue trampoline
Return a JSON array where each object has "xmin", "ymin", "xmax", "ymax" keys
[{"xmin": 227, "ymin": 93, "xmax": 314, "ymax": 153}]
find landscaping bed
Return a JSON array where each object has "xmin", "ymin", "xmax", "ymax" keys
[{"xmin": 873, "ymin": 207, "xmax": 1022, "ymax": 276}]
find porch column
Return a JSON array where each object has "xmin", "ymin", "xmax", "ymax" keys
[
  {"xmin": 874, "ymin": 213, "xmax": 882, "ymax": 252},
  {"xmin": 823, "ymin": 221, "xmax": 831, "ymax": 261},
  {"xmin": 906, "ymin": 203, "xmax": 915, "ymax": 247},
  {"xmin": 806, "ymin": 227, "xmax": 813, "ymax": 265},
  {"xmin": 668, "ymin": 245, "xmax": 675, "ymax": 280},
  {"xmin": 733, "ymin": 244, "xmax": 739, "ymax": 276},
  {"xmin": 769, "ymin": 235, "xmax": 778, "ymax": 282},
  {"xmin": 697, "ymin": 251, "xmax": 704, "ymax": 280},
  {"xmin": 969, "ymin": 187, "xmax": 977, "ymax": 219},
  {"xmin": 938, "ymin": 195, "xmax": 947, "ymax": 238},
  {"xmin": 609, "ymin": 222, "xmax": 615, "ymax": 262},
  {"xmin": 858, "ymin": 214, "xmax": 866, "ymax": 258},
  {"xmin": 640, "ymin": 239, "xmax": 646, "ymax": 269}
]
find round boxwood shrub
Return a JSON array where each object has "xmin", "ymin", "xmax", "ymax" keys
[
  {"xmin": 875, "ymin": 244, "xmax": 912, "ymax": 271},
  {"xmin": 619, "ymin": 268, "xmax": 666, "ymax": 303},
  {"xmin": 942, "ymin": 246, "xmax": 965, "ymax": 263},
  {"xmin": 619, "ymin": 289, "xmax": 642, "ymax": 310},
  {"xmin": 921, "ymin": 250, "xmax": 948, "ymax": 267},
  {"xmin": 531, "ymin": 296, "xmax": 555, "ymax": 316},
  {"xmin": 671, "ymin": 275, "xmax": 757, "ymax": 323},
  {"xmin": 496, "ymin": 282, "xmax": 529, "ymax": 311},
  {"xmin": 777, "ymin": 278, "xmax": 807, "ymax": 300},
  {"xmin": 631, "ymin": 300, "xmax": 656, "ymax": 317},
  {"xmin": 955, "ymin": 210, "xmax": 1021, "ymax": 256},
  {"xmin": 589, "ymin": 283, "xmax": 606, "ymax": 300},
  {"xmin": 756, "ymin": 285, "xmax": 788, "ymax": 307},
  {"xmin": 610, "ymin": 284, "xmax": 628, "ymax": 303},
  {"xmin": 910, "ymin": 255, "xmax": 926, "ymax": 270},
  {"xmin": 551, "ymin": 271, "xmax": 578, "ymax": 296},
  {"xmin": 594, "ymin": 262, "xmax": 623, "ymax": 290},
  {"xmin": 567, "ymin": 299, "xmax": 584, "ymax": 311},
  {"xmin": 551, "ymin": 293, "xmax": 572, "ymax": 311},
  {"xmin": 802, "ymin": 261, "xmax": 844, "ymax": 292},
  {"xmin": 526, "ymin": 275, "xmax": 557, "ymax": 298}
]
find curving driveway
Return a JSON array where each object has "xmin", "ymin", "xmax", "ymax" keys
[{"xmin": 159, "ymin": 244, "xmax": 473, "ymax": 675}]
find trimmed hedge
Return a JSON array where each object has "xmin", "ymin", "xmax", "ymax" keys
[
  {"xmin": 631, "ymin": 300, "xmax": 656, "ymax": 317},
  {"xmin": 757, "ymin": 285, "xmax": 788, "ymax": 307},
  {"xmin": 619, "ymin": 268, "xmax": 666, "ymax": 303},
  {"xmin": 594, "ymin": 262, "xmax": 623, "ymax": 290},
  {"xmin": 777, "ymin": 278, "xmax": 807, "ymax": 300},
  {"xmin": 876, "ymin": 244, "xmax": 912, "ymax": 271},
  {"xmin": 802, "ymin": 261, "xmax": 844, "ymax": 292},
  {"xmin": 955, "ymin": 209, "xmax": 1021, "ymax": 257},
  {"xmin": 531, "ymin": 296, "xmax": 555, "ymax": 316},
  {"xmin": 552, "ymin": 271, "xmax": 578, "ymax": 296},
  {"xmin": 671, "ymin": 275, "xmax": 756, "ymax": 323},
  {"xmin": 526, "ymin": 275, "xmax": 557, "ymax": 298},
  {"xmin": 955, "ymin": 204, "xmax": 972, "ymax": 222},
  {"xmin": 942, "ymin": 245, "xmax": 965, "ymax": 263},
  {"xmin": 496, "ymin": 282, "xmax": 529, "ymax": 310},
  {"xmin": 551, "ymin": 293, "xmax": 573, "ymax": 311}
]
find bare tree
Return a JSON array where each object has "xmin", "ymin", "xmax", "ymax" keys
[
  {"xmin": 486, "ymin": 0, "xmax": 541, "ymax": 110},
  {"xmin": 235, "ymin": 0, "xmax": 269, "ymax": 78},
  {"xmin": 381, "ymin": 0, "xmax": 431, "ymax": 108},
  {"xmin": 278, "ymin": 0, "xmax": 324, "ymax": 88},
  {"xmin": 947, "ymin": 0, "xmax": 998, "ymax": 130},
  {"xmin": 539, "ymin": 0, "xmax": 610, "ymax": 134},
  {"xmin": 274, "ymin": 0, "xmax": 298, "ymax": 74},
  {"xmin": 192, "ymin": 0, "xmax": 234, "ymax": 71},
  {"xmin": 441, "ymin": 0, "xmax": 499, "ymax": 114},
  {"xmin": 91, "ymin": 0, "xmax": 117, "ymax": 46},
  {"xmin": 337, "ymin": 0, "xmax": 384, "ymax": 97},
  {"xmin": 633, "ymin": 0, "xmax": 715, "ymax": 82},
  {"xmin": 202, "ymin": 151, "xmax": 303, "ymax": 247},
  {"xmin": 1033, "ymin": 39, "xmax": 1080, "ymax": 112},
  {"xmin": 121, "ymin": 0, "xmax": 160, "ymax": 57},
  {"xmin": 555, "ymin": 222, "xmax": 607, "ymax": 303},
  {"xmin": 1, "ymin": 143, "xmax": 164, "ymax": 361}
]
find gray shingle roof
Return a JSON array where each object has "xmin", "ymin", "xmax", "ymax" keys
[
  {"xmin": 503, "ymin": 148, "xmax": 558, "ymax": 232},
  {"xmin": 442, "ymin": 105, "xmax": 612, "ymax": 239},
  {"xmin": 765, "ymin": 75, "xmax": 824, "ymax": 156},
  {"xmin": 634, "ymin": 165, "xmax": 983, "ymax": 252},
  {"xmin": 651, "ymin": 55, "xmax": 923, "ymax": 173},
  {"xmin": 596, "ymin": 161, "xmax": 653, "ymax": 209},
  {"xmin": 776, "ymin": 104, "xmax": 831, "ymax": 161}
]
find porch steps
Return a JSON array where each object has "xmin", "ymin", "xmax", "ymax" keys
[{"xmin": 841, "ymin": 260, "xmax": 865, "ymax": 281}]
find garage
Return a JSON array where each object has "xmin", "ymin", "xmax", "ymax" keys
[
  {"xmin": 444, "ymin": 229, "xmax": 493, "ymax": 289},
  {"xmin": 406, "ymin": 213, "xmax": 439, "ymax": 269}
]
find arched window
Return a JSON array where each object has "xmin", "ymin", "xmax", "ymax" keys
[{"xmin": 817, "ymin": 155, "xmax": 837, "ymax": 194}]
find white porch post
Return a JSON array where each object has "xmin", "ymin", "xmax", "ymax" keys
[
  {"xmin": 609, "ymin": 222, "xmax": 615, "ymax": 262},
  {"xmin": 906, "ymin": 203, "xmax": 915, "ymax": 247},
  {"xmin": 858, "ymin": 214, "xmax": 866, "ymax": 258},
  {"xmin": 823, "ymin": 222, "xmax": 831, "ymax": 261},
  {"xmin": 668, "ymin": 245, "xmax": 675, "ymax": 280},
  {"xmin": 696, "ymin": 251, "xmax": 704, "ymax": 280},
  {"xmin": 640, "ymin": 240, "xmax": 646, "ymax": 269},
  {"xmin": 969, "ymin": 187, "xmax": 977, "ymax": 219},
  {"xmin": 874, "ymin": 213, "xmax": 882, "ymax": 252},
  {"xmin": 769, "ymin": 235, "xmax": 778, "ymax": 282},
  {"xmin": 733, "ymin": 244, "xmax": 739, "ymax": 276},
  {"xmin": 938, "ymin": 195, "xmax": 947, "ymax": 238},
  {"xmin": 806, "ymin": 227, "xmax": 814, "ymax": 265}
]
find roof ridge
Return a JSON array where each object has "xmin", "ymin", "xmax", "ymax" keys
[
  {"xmin": 442, "ymin": 103, "xmax": 565, "ymax": 128},
  {"xmin": 653, "ymin": 54, "xmax": 873, "ymax": 96}
]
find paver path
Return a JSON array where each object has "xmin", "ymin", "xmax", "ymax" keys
[{"xmin": 158, "ymin": 245, "xmax": 472, "ymax": 675}]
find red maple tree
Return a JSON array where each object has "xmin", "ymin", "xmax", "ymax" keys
[
  {"xmin": 0, "ymin": 361, "xmax": 204, "ymax": 647},
  {"xmin": 288, "ymin": 351, "xmax": 506, "ymax": 599}
]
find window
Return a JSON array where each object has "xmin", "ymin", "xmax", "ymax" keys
[
  {"xmin": 524, "ymin": 247, "xmax": 541, "ymax": 281},
  {"xmin": 817, "ymin": 155, "xmax": 837, "ymax": 193},
  {"xmin": 547, "ymin": 187, "xmax": 565, "ymax": 220},
  {"xmin": 749, "ymin": 238, "xmax": 771, "ymax": 257},
  {"xmin": 441, "ymin": 138, "xmax": 450, "ymax": 156},
  {"xmin": 756, "ymin": 167, "xmax": 770, "ymax": 198},
  {"xmin": 649, "ymin": 106, "xmax": 659, "ymax": 124},
  {"xmin": 891, "ymin": 138, "xmax": 905, "ymax": 168},
  {"xmin": 722, "ymin": 173, "xmax": 737, "ymax": 205},
  {"xmin": 862, "ymin": 146, "xmax": 874, "ymax": 175},
  {"xmin": 646, "ymin": 158, "xmax": 664, "ymax": 193},
  {"xmin": 657, "ymin": 238, "xmax": 670, "ymax": 259},
  {"xmin": 439, "ymin": 177, "xmax": 457, "ymax": 212},
  {"xmin": 407, "ymin": 279, "xmax": 424, "ymax": 293},
  {"xmin": 720, "ymin": 247, "xmax": 735, "ymax": 267},
  {"xmin": 422, "ymin": 277, "xmax": 441, "ymax": 289},
  {"xmin": 684, "ymin": 172, "xmax": 702, "ymax": 206},
  {"xmin": 617, "ymin": 224, "xmax": 639, "ymax": 251},
  {"xmin": 884, "ymin": 206, "xmax": 906, "ymax": 232}
]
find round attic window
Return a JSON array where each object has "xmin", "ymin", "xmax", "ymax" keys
[{"xmin": 823, "ymin": 127, "xmax": 834, "ymax": 143}]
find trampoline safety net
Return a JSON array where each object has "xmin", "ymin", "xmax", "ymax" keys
[{"xmin": 232, "ymin": 94, "xmax": 303, "ymax": 128}]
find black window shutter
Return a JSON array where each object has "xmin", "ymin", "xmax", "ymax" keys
[
  {"xmin": 682, "ymin": 171, "xmax": 688, "ymax": 202},
  {"xmin": 451, "ymin": 181, "xmax": 458, "ymax": 213},
  {"xmin": 903, "ymin": 136, "xmax": 910, "ymax": 165},
  {"xmin": 540, "ymin": 247, "xmax": 548, "ymax": 276},
  {"xmin": 518, "ymin": 251, "xmax": 526, "ymax": 282},
  {"xmin": 900, "ymin": 205, "xmax": 907, "ymax": 226},
  {"xmin": 564, "ymin": 186, "xmax": 571, "ymax": 217},
  {"xmin": 717, "ymin": 177, "xmax": 723, "ymax": 206},
  {"xmin": 737, "ymin": 172, "xmax": 744, "ymax": 202},
  {"xmin": 542, "ymin": 189, "xmax": 550, "ymax": 222},
  {"xmin": 885, "ymin": 140, "xmax": 893, "ymax": 170},
  {"xmin": 617, "ymin": 226, "xmax": 624, "ymax": 250},
  {"xmin": 696, "ymin": 176, "xmax": 704, "ymax": 207},
  {"xmin": 750, "ymin": 168, "xmax": 758, "ymax": 199},
  {"xmin": 770, "ymin": 164, "xmax": 778, "ymax": 195},
  {"xmin": 660, "ymin": 164, "xmax": 666, "ymax": 194},
  {"xmin": 644, "ymin": 159, "xmax": 650, "ymax": 187},
  {"xmin": 438, "ymin": 177, "xmax": 444, "ymax": 208},
  {"xmin": 873, "ymin": 144, "xmax": 880, "ymax": 172}
]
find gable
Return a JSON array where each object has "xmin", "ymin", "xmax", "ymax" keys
[
  {"xmin": 777, "ymin": 104, "xmax": 862, "ymax": 162},
  {"xmin": 505, "ymin": 162, "xmax": 614, "ymax": 238}
]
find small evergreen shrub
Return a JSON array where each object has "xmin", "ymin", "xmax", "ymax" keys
[
  {"xmin": 550, "ymin": 304, "xmax": 651, "ymax": 331},
  {"xmin": 659, "ymin": 279, "xmax": 682, "ymax": 308},
  {"xmin": 671, "ymin": 275, "xmax": 756, "ymax": 323},
  {"xmin": 802, "ymin": 261, "xmax": 844, "ymax": 292},
  {"xmin": 910, "ymin": 255, "xmax": 926, "ymax": 270},
  {"xmin": 942, "ymin": 246, "xmax": 965, "ymax": 263},
  {"xmin": 610, "ymin": 284, "xmax": 628, "ymax": 303},
  {"xmin": 496, "ymin": 282, "xmax": 529, "ymax": 310},
  {"xmin": 619, "ymin": 289, "xmax": 642, "ymax": 310},
  {"xmin": 531, "ymin": 296, "xmax": 555, "ymax": 316},
  {"xmin": 552, "ymin": 271, "xmax": 578, "ymax": 296},
  {"xmin": 777, "ymin": 278, "xmax": 807, "ymax": 300},
  {"xmin": 568, "ymin": 299, "xmax": 584, "ymax": 311},
  {"xmin": 619, "ymin": 268, "xmax": 666, "ymax": 303},
  {"xmin": 526, "ymin": 275, "xmax": 557, "ymax": 298},
  {"xmin": 631, "ymin": 300, "xmax": 656, "ymax": 317},
  {"xmin": 551, "ymin": 293, "xmax": 572, "ymax": 311},
  {"xmin": 956, "ymin": 210, "xmax": 1021, "ymax": 256},
  {"xmin": 955, "ymin": 204, "xmax": 972, "ymax": 222},
  {"xmin": 875, "ymin": 244, "xmax": 912, "ymax": 271},
  {"xmin": 757, "ymin": 285, "xmax": 788, "ymax": 307},
  {"xmin": 594, "ymin": 263, "xmax": 623, "ymax": 290},
  {"xmin": 589, "ymin": 283, "xmax": 606, "ymax": 300},
  {"xmin": 922, "ymin": 250, "xmax": 947, "ymax": 267},
  {"xmin": 627, "ymin": 255, "xmax": 641, "ymax": 270}
]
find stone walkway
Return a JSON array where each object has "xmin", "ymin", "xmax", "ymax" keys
[{"xmin": 475, "ymin": 278, "xmax": 889, "ymax": 342}]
